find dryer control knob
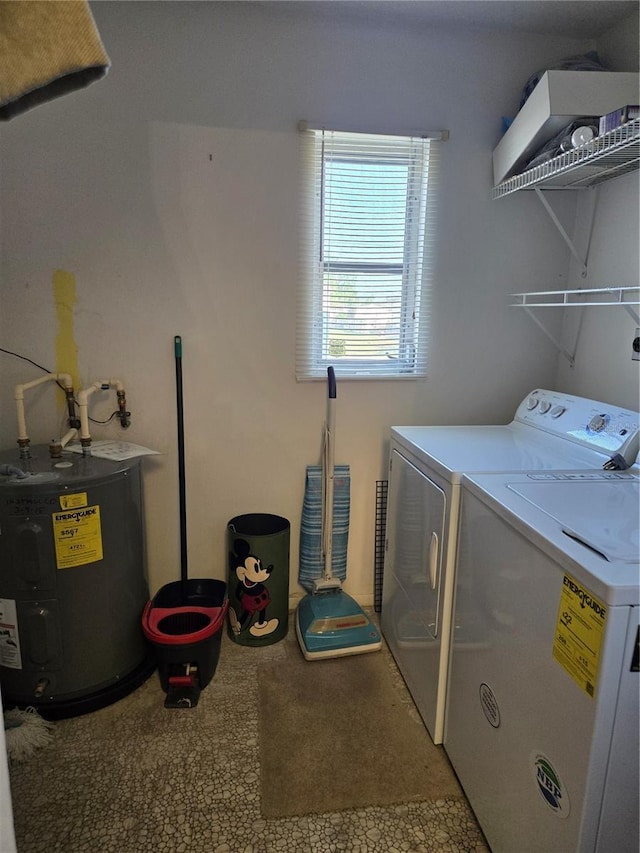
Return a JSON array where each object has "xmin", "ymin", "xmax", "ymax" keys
[
  {"xmin": 550, "ymin": 405, "xmax": 566, "ymax": 418},
  {"xmin": 539, "ymin": 401, "xmax": 552, "ymax": 414},
  {"xmin": 588, "ymin": 413, "xmax": 609, "ymax": 433},
  {"xmin": 526, "ymin": 397, "xmax": 539, "ymax": 410}
]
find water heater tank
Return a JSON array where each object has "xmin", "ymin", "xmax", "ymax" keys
[{"xmin": 0, "ymin": 446, "xmax": 154, "ymax": 718}]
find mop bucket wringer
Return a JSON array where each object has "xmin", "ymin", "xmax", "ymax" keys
[{"xmin": 142, "ymin": 578, "xmax": 228, "ymax": 707}]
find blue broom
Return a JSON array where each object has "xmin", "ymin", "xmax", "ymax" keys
[{"xmin": 295, "ymin": 367, "xmax": 381, "ymax": 660}]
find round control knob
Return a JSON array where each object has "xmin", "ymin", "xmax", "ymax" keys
[
  {"xmin": 526, "ymin": 397, "xmax": 539, "ymax": 410},
  {"xmin": 539, "ymin": 401, "xmax": 551, "ymax": 414},
  {"xmin": 550, "ymin": 405, "xmax": 566, "ymax": 419},
  {"xmin": 588, "ymin": 413, "xmax": 609, "ymax": 433}
]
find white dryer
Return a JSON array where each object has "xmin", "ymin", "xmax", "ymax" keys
[
  {"xmin": 445, "ymin": 467, "xmax": 639, "ymax": 853},
  {"xmin": 381, "ymin": 389, "xmax": 639, "ymax": 744}
]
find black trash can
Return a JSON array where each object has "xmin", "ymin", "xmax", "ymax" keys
[{"xmin": 227, "ymin": 514, "xmax": 290, "ymax": 646}]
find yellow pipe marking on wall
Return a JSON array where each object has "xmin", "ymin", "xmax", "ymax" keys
[{"xmin": 53, "ymin": 270, "xmax": 80, "ymax": 393}]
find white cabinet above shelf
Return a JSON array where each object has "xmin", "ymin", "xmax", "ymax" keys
[{"xmin": 493, "ymin": 119, "xmax": 640, "ymax": 199}]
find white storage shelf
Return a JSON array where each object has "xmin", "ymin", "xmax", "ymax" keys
[
  {"xmin": 492, "ymin": 70, "xmax": 639, "ymax": 184},
  {"xmin": 512, "ymin": 286, "xmax": 640, "ymax": 309},
  {"xmin": 496, "ymin": 119, "xmax": 640, "ymax": 363},
  {"xmin": 510, "ymin": 286, "xmax": 640, "ymax": 366},
  {"xmin": 493, "ymin": 119, "xmax": 640, "ymax": 199}
]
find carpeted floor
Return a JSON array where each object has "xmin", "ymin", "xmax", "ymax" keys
[
  {"xmin": 8, "ymin": 615, "xmax": 489, "ymax": 853},
  {"xmin": 259, "ymin": 649, "xmax": 463, "ymax": 818}
]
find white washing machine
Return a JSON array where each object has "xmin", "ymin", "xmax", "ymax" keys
[
  {"xmin": 445, "ymin": 466, "xmax": 639, "ymax": 853},
  {"xmin": 381, "ymin": 389, "xmax": 639, "ymax": 744}
]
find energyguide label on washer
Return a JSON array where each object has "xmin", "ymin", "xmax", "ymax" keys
[
  {"xmin": 553, "ymin": 573, "xmax": 605, "ymax": 697},
  {"xmin": 52, "ymin": 496, "xmax": 103, "ymax": 569}
]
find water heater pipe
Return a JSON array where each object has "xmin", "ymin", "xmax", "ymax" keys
[
  {"xmin": 78, "ymin": 379, "xmax": 128, "ymax": 454},
  {"xmin": 49, "ymin": 427, "xmax": 80, "ymax": 459},
  {"xmin": 14, "ymin": 373, "xmax": 74, "ymax": 455}
]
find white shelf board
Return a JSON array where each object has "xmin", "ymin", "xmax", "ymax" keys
[
  {"xmin": 511, "ymin": 286, "xmax": 640, "ymax": 308},
  {"xmin": 494, "ymin": 119, "xmax": 640, "ymax": 198}
]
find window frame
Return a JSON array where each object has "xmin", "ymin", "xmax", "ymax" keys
[{"xmin": 297, "ymin": 127, "xmax": 442, "ymax": 381}]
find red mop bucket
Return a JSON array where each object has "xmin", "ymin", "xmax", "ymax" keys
[{"xmin": 142, "ymin": 578, "xmax": 228, "ymax": 700}]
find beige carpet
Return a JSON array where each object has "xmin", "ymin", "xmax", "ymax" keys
[{"xmin": 258, "ymin": 648, "xmax": 463, "ymax": 819}]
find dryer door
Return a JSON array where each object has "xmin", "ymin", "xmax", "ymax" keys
[
  {"xmin": 385, "ymin": 449, "xmax": 446, "ymax": 639},
  {"xmin": 382, "ymin": 448, "xmax": 447, "ymax": 741}
]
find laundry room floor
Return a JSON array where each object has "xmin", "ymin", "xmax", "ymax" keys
[{"xmin": 8, "ymin": 616, "xmax": 489, "ymax": 853}]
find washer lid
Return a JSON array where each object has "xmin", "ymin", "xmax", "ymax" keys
[
  {"xmin": 462, "ymin": 470, "xmax": 639, "ymax": 605},
  {"xmin": 507, "ymin": 478, "xmax": 639, "ymax": 563}
]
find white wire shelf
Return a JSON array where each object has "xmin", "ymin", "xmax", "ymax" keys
[
  {"xmin": 494, "ymin": 119, "xmax": 640, "ymax": 198},
  {"xmin": 511, "ymin": 286, "xmax": 640, "ymax": 308}
]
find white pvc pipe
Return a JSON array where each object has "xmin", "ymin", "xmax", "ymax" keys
[
  {"xmin": 14, "ymin": 373, "xmax": 73, "ymax": 442},
  {"xmin": 77, "ymin": 379, "xmax": 125, "ymax": 442},
  {"xmin": 59, "ymin": 428, "xmax": 78, "ymax": 449}
]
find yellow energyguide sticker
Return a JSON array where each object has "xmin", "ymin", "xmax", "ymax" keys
[
  {"xmin": 53, "ymin": 504, "xmax": 103, "ymax": 569},
  {"xmin": 553, "ymin": 573, "xmax": 606, "ymax": 697}
]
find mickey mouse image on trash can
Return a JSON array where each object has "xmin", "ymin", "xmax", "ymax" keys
[{"xmin": 228, "ymin": 538, "xmax": 279, "ymax": 638}]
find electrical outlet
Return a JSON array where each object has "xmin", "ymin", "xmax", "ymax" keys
[{"xmin": 633, "ymin": 329, "xmax": 640, "ymax": 362}]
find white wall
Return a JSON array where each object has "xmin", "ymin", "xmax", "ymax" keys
[
  {"xmin": 597, "ymin": 9, "xmax": 640, "ymax": 71},
  {"xmin": 0, "ymin": 1, "xmax": 632, "ymax": 604}
]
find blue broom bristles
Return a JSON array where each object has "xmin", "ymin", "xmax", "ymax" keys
[{"xmin": 299, "ymin": 464, "xmax": 350, "ymax": 593}]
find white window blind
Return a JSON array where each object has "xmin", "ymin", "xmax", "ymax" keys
[{"xmin": 297, "ymin": 127, "xmax": 441, "ymax": 380}]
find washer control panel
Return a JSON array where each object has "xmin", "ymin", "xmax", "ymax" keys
[
  {"xmin": 525, "ymin": 470, "xmax": 638, "ymax": 481},
  {"xmin": 514, "ymin": 389, "xmax": 640, "ymax": 464}
]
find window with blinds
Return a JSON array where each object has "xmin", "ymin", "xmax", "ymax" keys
[{"xmin": 297, "ymin": 128, "xmax": 441, "ymax": 380}]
